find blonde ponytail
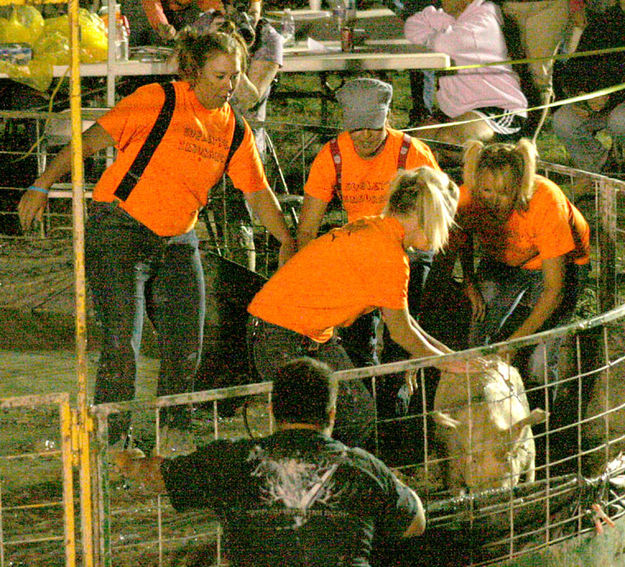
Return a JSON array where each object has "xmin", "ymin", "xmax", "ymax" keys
[{"xmin": 386, "ymin": 166, "xmax": 459, "ymax": 253}]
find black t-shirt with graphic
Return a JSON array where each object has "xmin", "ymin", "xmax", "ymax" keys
[{"xmin": 161, "ymin": 429, "xmax": 419, "ymax": 567}]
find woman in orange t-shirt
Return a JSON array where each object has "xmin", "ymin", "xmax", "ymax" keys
[
  {"xmin": 248, "ymin": 166, "xmax": 467, "ymax": 448},
  {"xmin": 454, "ymin": 138, "xmax": 590, "ymax": 395},
  {"xmin": 18, "ymin": 27, "xmax": 295, "ymax": 452}
]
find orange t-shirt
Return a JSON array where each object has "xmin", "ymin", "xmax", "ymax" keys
[
  {"xmin": 248, "ymin": 216, "xmax": 409, "ymax": 342},
  {"xmin": 95, "ymin": 81, "xmax": 267, "ymax": 236},
  {"xmin": 456, "ymin": 175, "xmax": 590, "ymax": 270},
  {"xmin": 303, "ymin": 128, "xmax": 440, "ymax": 222}
]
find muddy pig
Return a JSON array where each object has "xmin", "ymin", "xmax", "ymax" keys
[{"xmin": 433, "ymin": 358, "xmax": 547, "ymax": 493}]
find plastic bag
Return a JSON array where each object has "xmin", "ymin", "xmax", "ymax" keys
[
  {"xmin": 0, "ymin": 57, "xmax": 52, "ymax": 92},
  {"xmin": 42, "ymin": 9, "xmax": 108, "ymax": 63},
  {"xmin": 0, "ymin": 6, "xmax": 44, "ymax": 45},
  {"xmin": 0, "ymin": 6, "xmax": 51, "ymax": 91},
  {"xmin": 79, "ymin": 9, "xmax": 108, "ymax": 63},
  {"xmin": 33, "ymin": 31, "xmax": 70, "ymax": 66},
  {"xmin": 1, "ymin": 8, "xmax": 107, "ymax": 92}
]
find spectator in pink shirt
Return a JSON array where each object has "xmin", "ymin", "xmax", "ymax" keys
[{"xmin": 404, "ymin": 0, "xmax": 527, "ymax": 159}]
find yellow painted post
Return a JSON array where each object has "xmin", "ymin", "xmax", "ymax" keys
[
  {"xmin": 65, "ymin": 0, "xmax": 95, "ymax": 565},
  {"xmin": 0, "ymin": 1, "xmax": 92, "ymax": 564},
  {"xmin": 61, "ymin": 401, "xmax": 77, "ymax": 567}
]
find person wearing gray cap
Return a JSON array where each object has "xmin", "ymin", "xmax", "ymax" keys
[{"xmin": 296, "ymin": 77, "xmax": 441, "ymax": 373}]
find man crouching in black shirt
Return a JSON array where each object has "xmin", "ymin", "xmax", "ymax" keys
[{"xmin": 115, "ymin": 357, "xmax": 425, "ymax": 566}]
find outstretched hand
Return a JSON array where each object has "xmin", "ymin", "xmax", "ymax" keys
[{"xmin": 18, "ymin": 189, "xmax": 48, "ymax": 232}]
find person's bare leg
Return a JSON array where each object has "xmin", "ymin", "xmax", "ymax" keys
[{"xmin": 435, "ymin": 111, "xmax": 496, "ymax": 163}]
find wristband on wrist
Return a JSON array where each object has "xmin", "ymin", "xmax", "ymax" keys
[{"xmin": 28, "ymin": 185, "xmax": 49, "ymax": 195}]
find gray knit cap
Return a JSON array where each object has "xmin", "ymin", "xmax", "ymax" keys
[{"xmin": 335, "ymin": 78, "xmax": 393, "ymax": 131}]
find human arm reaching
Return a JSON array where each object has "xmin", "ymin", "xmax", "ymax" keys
[
  {"xmin": 18, "ymin": 123, "xmax": 115, "ymax": 232},
  {"xmin": 245, "ymin": 188, "xmax": 297, "ymax": 265},
  {"xmin": 296, "ymin": 194, "xmax": 328, "ymax": 249},
  {"xmin": 507, "ymin": 255, "xmax": 565, "ymax": 340},
  {"xmin": 234, "ymin": 59, "xmax": 279, "ymax": 110},
  {"xmin": 382, "ymin": 305, "xmax": 491, "ymax": 391}
]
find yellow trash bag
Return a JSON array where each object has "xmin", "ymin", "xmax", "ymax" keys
[
  {"xmin": 42, "ymin": 9, "xmax": 108, "ymax": 63},
  {"xmin": 0, "ymin": 7, "xmax": 52, "ymax": 92},
  {"xmin": 0, "ymin": 6, "xmax": 44, "ymax": 44},
  {"xmin": 79, "ymin": 10, "xmax": 108, "ymax": 63},
  {"xmin": 0, "ymin": 57, "xmax": 53, "ymax": 92},
  {"xmin": 33, "ymin": 31, "xmax": 70, "ymax": 66}
]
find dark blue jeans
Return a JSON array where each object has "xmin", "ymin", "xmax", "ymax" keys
[
  {"xmin": 468, "ymin": 258, "xmax": 589, "ymax": 389},
  {"xmin": 86, "ymin": 202, "xmax": 205, "ymax": 442},
  {"xmin": 247, "ymin": 316, "xmax": 376, "ymax": 449}
]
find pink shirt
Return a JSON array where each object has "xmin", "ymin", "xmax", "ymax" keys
[{"xmin": 404, "ymin": 0, "xmax": 527, "ymax": 118}]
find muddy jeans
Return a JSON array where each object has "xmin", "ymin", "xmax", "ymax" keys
[
  {"xmin": 247, "ymin": 316, "xmax": 376, "ymax": 449},
  {"xmin": 86, "ymin": 202, "xmax": 205, "ymax": 443}
]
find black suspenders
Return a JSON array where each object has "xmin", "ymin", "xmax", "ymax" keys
[{"xmin": 113, "ymin": 82, "xmax": 177, "ymax": 202}]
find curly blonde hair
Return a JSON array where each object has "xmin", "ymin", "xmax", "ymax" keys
[
  {"xmin": 176, "ymin": 24, "xmax": 248, "ymax": 87},
  {"xmin": 385, "ymin": 166, "xmax": 459, "ymax": 253},
  {"xmin": 463, "ymin": 138, "xmax": 538, "ymax": 212}
]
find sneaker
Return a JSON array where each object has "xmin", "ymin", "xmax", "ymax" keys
[{"xmin": 155, "ymin": 425, "xmax": 196, "ymax": 458}]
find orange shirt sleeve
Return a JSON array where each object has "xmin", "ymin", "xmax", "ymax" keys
[
  {"xmin": 226, "ymin": 121, "xmax": 269, "ymax": 194},
  {"xmin": 97, "ymin": 84, "xmax": 163, "ymax": 152},
  {"xmin": 405, "ymin": 138, "xmax": 441, "ymax": 171},
  {"xmin": 302, "ymin": 143, "xmax": 337, "ymax": 203}
]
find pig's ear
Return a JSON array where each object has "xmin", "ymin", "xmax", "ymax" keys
[
  {"xmin": 507, "ymin": 408, "xmax": 548, "ymax": 440},
  {"xmin": 432, "ymin": 411, "xmax": 462, "ymax": 429}
]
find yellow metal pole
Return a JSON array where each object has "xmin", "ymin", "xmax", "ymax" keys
[
  {"xmin": 67, "ymin": 0, "xmax": 95, "ymax": 565},
  {"xmin": 61, "ymin": 401, "xmax": 77, "ymax": 567}
]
